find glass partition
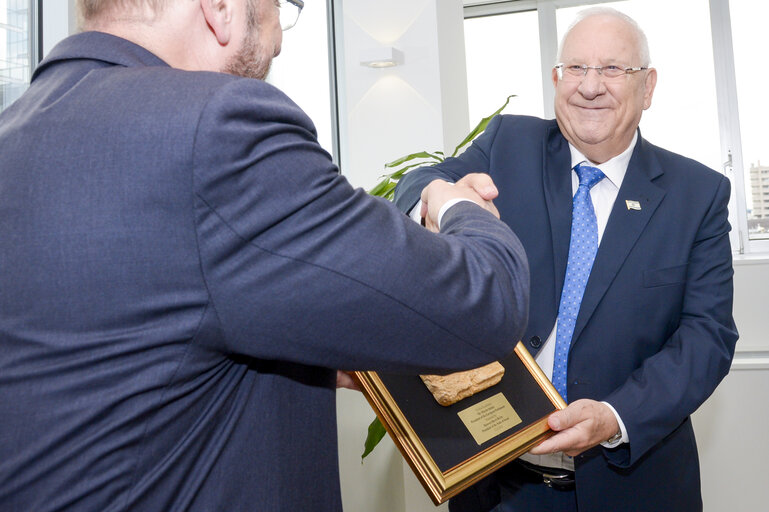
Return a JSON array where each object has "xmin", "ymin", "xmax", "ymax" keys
[{"xmin": 1, "ymin": 0, "xmax": 37, "ymax": 111}]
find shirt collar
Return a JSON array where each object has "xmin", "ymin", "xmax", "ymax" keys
[{"xmin": 568, "ymin": 131, "xmax": 638, "ymax": 190}]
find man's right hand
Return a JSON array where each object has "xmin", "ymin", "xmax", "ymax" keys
[
  {"xmin": 420, "ymin": 173, "xmax": 500, "ymax": 232},
  {"xmin": 456, "ymin": 173, "xmax": 499, "ymax": 203}
]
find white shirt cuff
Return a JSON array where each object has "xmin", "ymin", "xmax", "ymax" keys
[
  {"xmin": 408, "ymin": 201, "xmax": 422, "ymax": 223},
  {"xmin": 437, "ymin": 198, "xmax": 474, "ymax": 229},
  {"xmin": 409, "ymin": 198, "xmax": 475, "ymax": 230},
  {"xmin": 600, "ymin": 401, "xmax": 629, "ymax": 448}
]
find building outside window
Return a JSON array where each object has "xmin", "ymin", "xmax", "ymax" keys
[
  {"xmin": 0, "ymin": 0, "xmax": 36, "ymax": 111},
  {"xmin": 749, "ymin": 164, "xmax": 769, "ymax": 225},
  {"xmin": 729, "ymin": 0, "xmax": 769, "ymax": 240}
]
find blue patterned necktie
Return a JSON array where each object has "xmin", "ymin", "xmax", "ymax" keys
[{"xmin": 552, "ymin": 163, "xmax": 605, "ymax": 402}]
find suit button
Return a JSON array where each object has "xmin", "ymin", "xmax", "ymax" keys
[{"xmin": 529, "ymin": 336, "xmax": 542, "ymax": 349}]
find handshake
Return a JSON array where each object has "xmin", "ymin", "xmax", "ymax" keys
[{"xmin": 420, "ymin": 173, "xmax": 501, "ymax": 232}]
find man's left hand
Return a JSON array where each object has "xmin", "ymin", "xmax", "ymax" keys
[{"xmin": 529, "ymin": 399, "xmax": 620, "ymax": 457}]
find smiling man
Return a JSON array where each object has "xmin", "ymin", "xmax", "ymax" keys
[
  {"xmin": 553, "ymin": 12, "xmax": 656, "ymax": 165},
  {"xmin": 395, "ymin": 6, "xmax": 737, "ymax": 512}
]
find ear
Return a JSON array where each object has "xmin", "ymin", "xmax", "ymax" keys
[
  {"xmin": 552, "ymin": 67, "xmax": 559, "ymax": 89},
  {"xmin": 642, "ymin": 67, "xmax": 658, "ymax": 110},
  {"xmin": 200, "ymin": 0, "xmax": 233, "ymax": 46}
]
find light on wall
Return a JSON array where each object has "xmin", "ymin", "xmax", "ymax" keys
[{"xmin": 359, "ymin": 47, "xmax": 404, "ymax": 68}]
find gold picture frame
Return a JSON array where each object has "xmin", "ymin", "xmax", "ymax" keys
[{"xmin": 353, "ymin": 342, "xmax": 566, "ymax": 505}]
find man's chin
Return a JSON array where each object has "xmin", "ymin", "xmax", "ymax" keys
[
  {"xmin": 223, "ymin": 54, "xmax": 273, "ymax": 81},
  {"xmin": 571, "ymin": 127, "xmax": 610, "ymax": 145},
  {"xmin": 572, "ymin": 108, "xmax": 612, "ymax": 124}
]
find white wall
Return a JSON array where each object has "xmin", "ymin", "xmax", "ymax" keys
[
  {"xmin": 332, "ymin": 0, "xmax": 469, "ymax": 190},
  {"xmin": 693, "ymin": 259, "xmax": 769, "ymax": 511}
]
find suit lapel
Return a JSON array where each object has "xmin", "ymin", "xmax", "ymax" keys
[
  {"xmin": 570, "ymin": 136, "xmax": 666, "ymax": 345},
  {"xmin": 543, "ymin": 126, "xmax": 573, "ymax": 299}
]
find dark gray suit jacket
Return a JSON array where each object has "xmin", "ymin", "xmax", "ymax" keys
[
  {"xmin": 0, "ymin": 32, "xmax": 529, "ymax": 511},
  {"xmin": 395, "ymin": 114, "xmax": 738, "ymax": 512}
]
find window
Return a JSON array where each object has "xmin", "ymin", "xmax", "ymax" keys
[
  {"xmin": 729, "ymin": 0, "xmax": 769, "ymax": 241},
  {"xmin": 464, "ymin": 9, "xmax": 544, "ymax": 125},
  {"xmin": 556, "ymin": 0, "xmax": 722, "ymax": 179},
  {"xmin": 0, "ymin": 0, "xmax": 37, "ymax": 111},
  {"xmin": 463, "ymin": 0, "xmax": 768, "ymax": 254},
  {"xmin": 267, "ymin": 0, "xmax": 335, "ymax": 155}
]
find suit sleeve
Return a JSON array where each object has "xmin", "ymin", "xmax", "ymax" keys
[
  {"xmin": 189, "ymin": 79, "xmax": 529, "ymax": 374},
  {"xmin": 603, "ymin": 175, "xmax": 738, "ymax": 467},
  {"xmin": 393, "ymin": 116, "xmax": 504, "ymax": 213}
]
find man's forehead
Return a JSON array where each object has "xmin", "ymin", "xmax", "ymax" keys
[{"xmin": 561, "ymin": 16, "xmax": 640, "ymax": 61}]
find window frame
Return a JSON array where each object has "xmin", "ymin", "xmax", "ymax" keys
[
  {"xmin": 463, "ymin": 0, "xmax": 768, "ymax": 255},
  {"xmin": 0, "ymin": 0, "xmax": 41, "ymax": 110}
]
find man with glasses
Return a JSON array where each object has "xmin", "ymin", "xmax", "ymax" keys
[
  {"xmin": 395, "ymin": 7, "xmax": 737, "ymax": 512},
  {"xmin": 0, "ymin": 1, "xmax": 532, "ymax": 511}
]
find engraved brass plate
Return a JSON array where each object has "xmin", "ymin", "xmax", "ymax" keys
[{"xmin": 458, "ymin": 392, "xmax": 522, "ymax": 445}]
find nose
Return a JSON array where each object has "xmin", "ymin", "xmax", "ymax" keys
[{"xmin": 577, "ymin": 67, "xmax": 606, "ymax": 99}]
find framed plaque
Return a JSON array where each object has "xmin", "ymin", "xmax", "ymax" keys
[{"xmin": 352, "ymin": 342, "xmax": 566, "ymax": 505}]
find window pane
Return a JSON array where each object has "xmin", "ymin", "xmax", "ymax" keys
[
  {"xmin": 730, "ymin": 0, "xmax": 769, "ymax": 240},
  {"xmin": 267, "ymin": 1, "xmax": 334, "ymax": 154},
  {"xmin": 1, "ymin": 0, "xmax": 33, "ymax": 111},
  {"xmin": 556, "ymin": 1, "xmax": 722, "ymax": 176},
  {"xmin": 464, "ymin": 10, "xmax": 544, "ymax": 125}
]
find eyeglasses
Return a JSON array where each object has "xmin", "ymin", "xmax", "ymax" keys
[
  {"xmin": 278, "ymin": 0, "xmax": 304, "ymax": 31},
  {"xmin": 554, "ymin": 63, "xmax": 648, "ymax": 81}
]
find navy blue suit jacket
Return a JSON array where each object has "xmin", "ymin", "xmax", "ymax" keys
[
  {"xmin": 0, "ymin": 33, "xmax": 530, "ymax": 511},
  {"xmin": 395, "ymin": 115, "xmax": 738, "ymax": 511}
]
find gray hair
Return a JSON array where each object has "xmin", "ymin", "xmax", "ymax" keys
[{"xmin": 556, "ymin": 7, "xmax": 651, "ymax": 67}]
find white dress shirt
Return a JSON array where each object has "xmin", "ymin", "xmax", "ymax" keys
[{"xmin": 521, "ymin": 132, "xmax": 637, "ymax": 470}]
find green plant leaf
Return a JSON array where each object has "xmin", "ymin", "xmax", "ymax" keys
[
  {"xmin": 367, "ymin": 179, "xmax": 398, "ymax": 199},
  {"xmin": 451, "ymin": 94, "xmax": 515, "ymax": 157},
  {"xmin": 380, "ymin": 182, "xmax": 398, "ymax": 200},
  {"xmin": 368, "ymin": 177, "xmax": 392, "ymax": 196},
  {"xmin": 385, "ymin": 151, "xmax": 444, "ymax": 168},
  {"xmin": 361, "ymin": 417, "xmax": 387, "ymax": 460},
  {"xmin": 389, "ymin": 161, "xmax": 434, "ymax": 179}
]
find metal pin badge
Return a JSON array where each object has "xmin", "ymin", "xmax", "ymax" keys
[{"xmin": 626, "ymin": 200, "xmax": 642, "ymax": 211}]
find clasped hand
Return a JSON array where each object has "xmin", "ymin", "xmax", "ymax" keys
[{"xmin": 420, "ymin": 173, "xmax": 500, "ymax": 232}]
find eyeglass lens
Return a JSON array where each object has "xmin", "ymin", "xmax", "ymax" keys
[
  {"xmin": 280, "ymin": 1, "xmax": 302, "ymax": 31},
  {"xmin": 558, "ymin": 65, "xmax": 635, "ymax": 81}
]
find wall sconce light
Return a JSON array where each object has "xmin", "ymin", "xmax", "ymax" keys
[{"xmin": 359, "ymin": 47, "xmax": 404, "ymax": 68}]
